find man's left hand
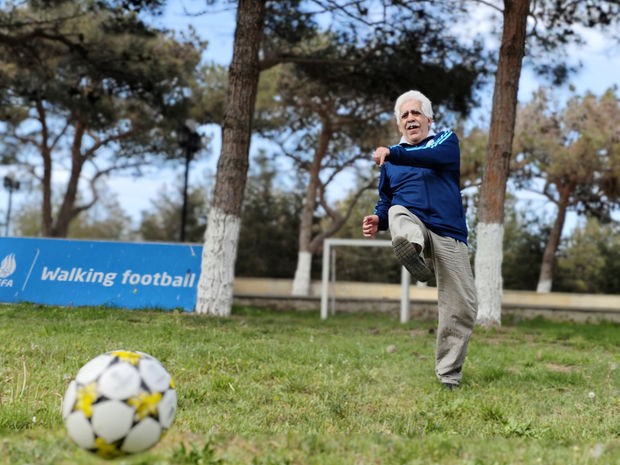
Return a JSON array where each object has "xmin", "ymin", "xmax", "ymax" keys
[{"xmin": 373, "ymin": 147, "xmax": 390, "ymax": 166}]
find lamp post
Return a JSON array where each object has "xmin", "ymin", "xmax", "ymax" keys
[
  {"xmin": 178, "ymin": 120, "xmax": 201, "ymax": 242},
  {"xmin": 3, "ymin": 175, "xmax": 20, "ymax": 236}
]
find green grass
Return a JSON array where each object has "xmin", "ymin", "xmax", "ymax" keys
[{"xmin": 0, "ymin": 303, "xmax": 618, "ymax": 465}]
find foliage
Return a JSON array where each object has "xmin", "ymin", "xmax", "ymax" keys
[
  {"xmin": 190, "ymin": 63, "xmax": 229, "ymax": 126},
  {"xmin": 139, "ymin": 181, "xmax": 210, "ymax": 243},
  {"xmin": 525, "ymin": 0, "xmax": 620, "ymax": 83},
  {"xmin": 0, "ymin": 304, "xmax": 619, "ymax": 464},
  {"xmin": 469, "ymin": 0, "xmax": 620, "ymax": 84},
  {"xmin": 501, "ymin": 199, "xmax": 548, "ymax": 291},
  {"xmin": 11, "ymin": 188, "xmax": 134, "ymax": 239},
  {"xmin": 255, "ymin": 60, "xmax": 391, "ymax": 261},
  {"xmin": 0, "ymin": 0, "xmax": 204, "ymax": 237},
  {"xmin": 66, "ymin": 190, "xmax": 134, "ymax": 240},
  {"xmin": 513, "ymin": 87, "xmax": 620, "ymax": 221},
  {"xmin": 135, "ymin": 154, "xmax": 301, "ymax": 277},
  {"xmin": 456, "ymin": 86, "xmax": 620, "ymax": 294},
  {"xmin": 255, "ymin": 2, "xmax": 492, "ymax": 189},
  {"xmin": 471, "ymin": 0, "xmax": 620, "ymax": 324},
  {"xmin": 554, "ymin": 217, "xmax": 620, "ymax": 294},
  {"xmin": 235, "ymin": 153, "xmax": 303, "ymax": 278},
  {"xmin": 458, "ymin": 124, "xmax": 488, "ymax": 190},
  {"xmin": 512, "ymin": 87, "xmax": 620, "ymax": 291}
]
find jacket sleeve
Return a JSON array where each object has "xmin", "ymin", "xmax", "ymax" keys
[
  {"xmin": 387, "ymin": 130, "xmax": 460, "ymax": 171},
  {"xmin": 373, "ymin": 165, "xmax": 391, "ymax": 231}
]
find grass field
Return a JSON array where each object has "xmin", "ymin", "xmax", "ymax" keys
[{"xmin": 0, "ymin": 303, "xmax": 618, "ymax": 465}]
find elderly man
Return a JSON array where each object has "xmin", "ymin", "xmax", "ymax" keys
[{"xmin": 362, "ymin": 90, "xmax": 477, "ymax": 390}]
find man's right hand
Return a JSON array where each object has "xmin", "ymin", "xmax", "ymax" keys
[{"xmin": 362, "ymin": 215, "xmax": 379, "ymax": 238}]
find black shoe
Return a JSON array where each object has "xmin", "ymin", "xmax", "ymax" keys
[
  {"xmin": 392, "ymin": 236, "xmax": 434, "ymax": 282},
  {"xmin": 441, "ymin": 382, "xmax": 459, "ymax": 391}
]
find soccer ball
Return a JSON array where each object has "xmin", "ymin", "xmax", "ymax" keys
[{"xmin": 62, "ymin": 350, "xmax": 177, "ymax": 459}]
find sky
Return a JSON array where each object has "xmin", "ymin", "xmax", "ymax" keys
[{"xmin": 1, "ymin": 1, "xmax": 619, "ymax": 233}]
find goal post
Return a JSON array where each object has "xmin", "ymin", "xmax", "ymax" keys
[{"xmin": 320, "ymin": 238, "xmax": 412, "ymax": 323}]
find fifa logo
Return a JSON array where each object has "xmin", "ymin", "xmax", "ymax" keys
[{"xmin": 0, "ymin": 253, "xmax": 16, "ymax": 287}]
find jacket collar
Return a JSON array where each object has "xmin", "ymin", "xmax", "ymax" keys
[{"xmin": 399, "ymin": 129, "xmax": 436, "ymax": 146}]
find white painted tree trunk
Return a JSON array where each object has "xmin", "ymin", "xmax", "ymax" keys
[
  {"xmin": 291, "ymin": 250, "xmax": 312, "ymax": 296},
  {"xmin": 536, "ymin": 279, "xmax": 552, "ymax": 293},
  {"xmin": 474, "ymin": 222, "xmax": 504, "ymax": 326},
  {"xmin": 195, "ymin": 207, "xmax": 241, "ymax": 316}
]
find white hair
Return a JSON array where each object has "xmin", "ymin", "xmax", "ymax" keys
[{"xmin": 394, "ymin": 90, "xmax": 434, "ymax": 122}]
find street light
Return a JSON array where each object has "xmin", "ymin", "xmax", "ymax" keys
[
  {"xmin": 3, "ymin": 175, "xmax": 21, "ymax": 236},
  {"xmin": 177, "ymin": 120, "xmax": 201, "ymax": 242}
]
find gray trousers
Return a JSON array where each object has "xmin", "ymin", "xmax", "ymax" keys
[{"xmin": 389, "ymin": 205, "xmax": 477, "ymax": 385}]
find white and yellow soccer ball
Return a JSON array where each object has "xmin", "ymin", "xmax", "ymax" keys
[{"xmin": 62, "ymin": 350, "xmax": 177, "ymax": 459}]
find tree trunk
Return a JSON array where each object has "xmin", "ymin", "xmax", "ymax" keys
[
  {"xmin": 52, "ymin": 122, "xmax": 87, "ymax": 237},
  {"xmin": 536, "ymin": 181, "xmax": 573, "ymax": 293},
  {"xmin": 291, "ymin": 121, "xmax": 331, "ymax": 296},
  {"xmin": 37, "ymin": 99, "xmax": 54, "ymax": 237},
  {"xmin": 291, "ymin": 251, "xmax": 313, "ymax": 296},
  {"xmin": 195, "ymin": 0, "xmax": 266, "ymax": 316},
  {"xmin": 474, "ymin": 0, "xmax": 529, "ymax": 327}
]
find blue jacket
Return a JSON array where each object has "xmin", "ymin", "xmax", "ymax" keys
[{"xmin": 373, "ymin": 130, "xmax": 468, "ymax": 244}]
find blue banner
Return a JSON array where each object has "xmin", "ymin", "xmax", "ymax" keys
[{"xmin": 0, "ymin": 237, "xmax": 202, "ymax": 311}]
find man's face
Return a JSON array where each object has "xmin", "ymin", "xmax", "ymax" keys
[{"xmin": 397, "ymin": 99, "xmax": 432, "ymax": 145}]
